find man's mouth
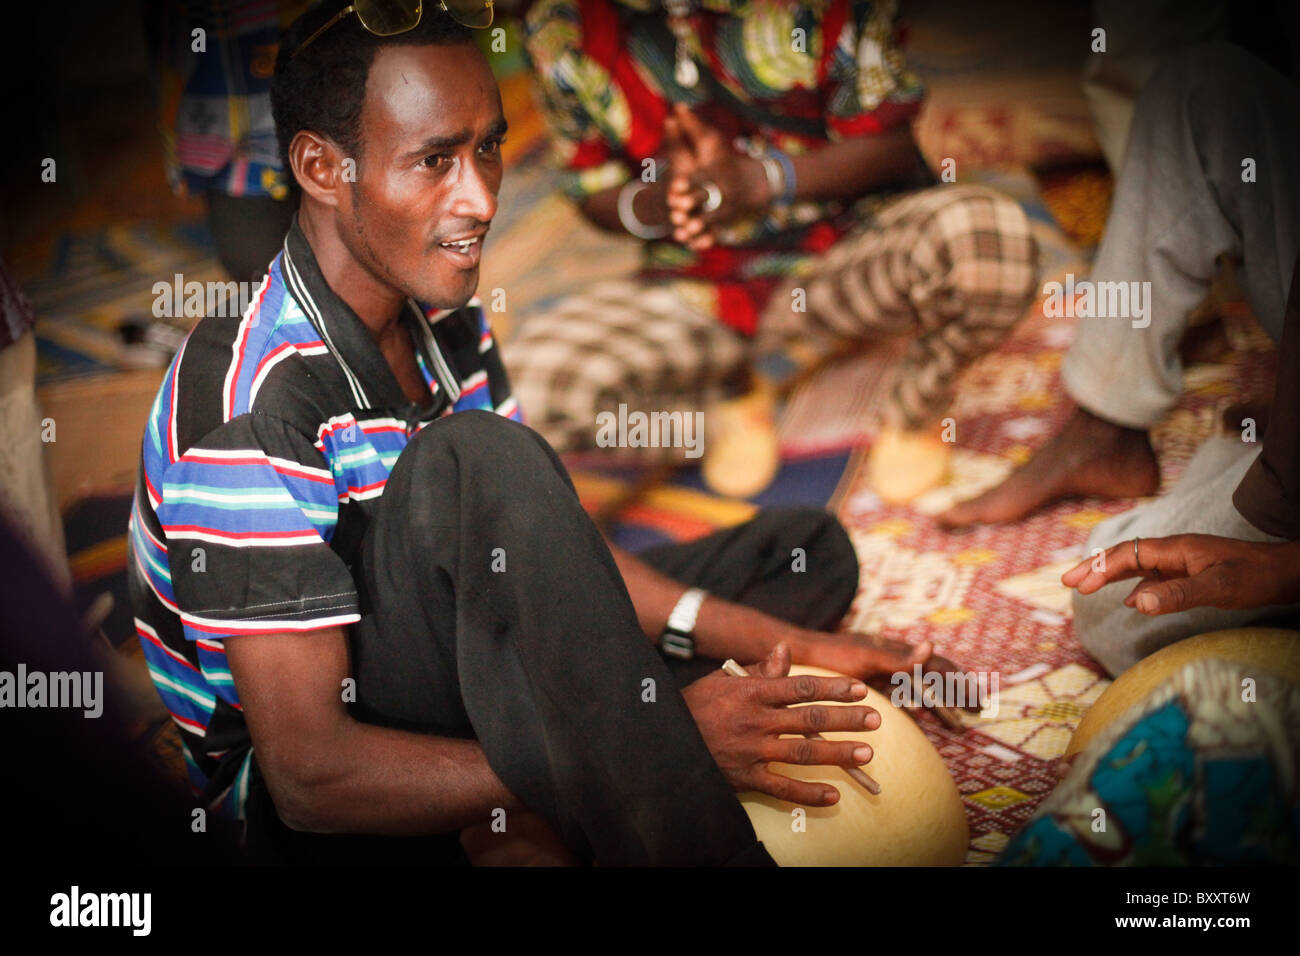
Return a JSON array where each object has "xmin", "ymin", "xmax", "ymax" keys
[
  {"xmin": 439, "ymin": 237, "xmax": 480, "ymax": 254},
  {"xmin": 436, "ymin": 232, "xmax": 486, "ymax": 269}
]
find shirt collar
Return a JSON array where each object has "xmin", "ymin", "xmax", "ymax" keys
[{"xmin": 280, "ymin": 216, "xmax": 454, "ymax": 416}]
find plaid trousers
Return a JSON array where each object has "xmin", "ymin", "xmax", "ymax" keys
[{"xmin": 504, "ymin": 185, "xmax": 1039, "ymax": 453}]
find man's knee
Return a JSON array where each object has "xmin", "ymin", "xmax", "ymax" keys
[
  {"xmin": 763, "ymin": 507, "xmax": 860, "ymax": 600},
  {"xmin": 395, "ymin": 410, "xmax": 559, "ymax": 487}
]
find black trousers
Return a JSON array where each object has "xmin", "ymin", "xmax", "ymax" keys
[{"xmin": 250, "ymin": 411, "xmax": 859, "ymax": 866}]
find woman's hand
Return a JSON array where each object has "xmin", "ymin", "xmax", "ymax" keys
[{"xmin": 663, "ymin": 104, "xmax": 771, "ymax": 250}]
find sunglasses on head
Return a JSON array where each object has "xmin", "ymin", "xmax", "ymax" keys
[{"xmin": 291, "ymin": 0, "xmax": 494, "ymax": 60}]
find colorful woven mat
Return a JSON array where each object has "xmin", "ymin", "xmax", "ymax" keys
[{"xmin": 579, "ymin": 171, "xmax": 1276, "ymax": 863}]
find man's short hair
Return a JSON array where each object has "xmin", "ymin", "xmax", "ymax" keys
[{"xmin": 271, "ymin": 0, "xmax": 474, "ymax": 181}]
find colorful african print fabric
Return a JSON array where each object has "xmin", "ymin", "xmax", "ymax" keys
[
  {"xmin": 999, "ymin": 658, "xmax": 1300, "ymax": 865},
  {"xmin": 523, "ymin": 0, "xmax": 928, "ymax": 334}
]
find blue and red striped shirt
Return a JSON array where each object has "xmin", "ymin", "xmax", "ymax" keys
[{"xmin": 128, "ymin": 219, "xmax": 521, "ymax": 819}]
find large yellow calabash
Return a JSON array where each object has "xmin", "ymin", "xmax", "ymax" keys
[
  {"xmin": 1066, "ymin": 627, "xmax": 1300, "ymax": 758},
  {"xmin": 739, "ymin": 665, "xmax": 969, "ymax": 866}
]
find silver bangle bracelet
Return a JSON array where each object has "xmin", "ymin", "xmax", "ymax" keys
[
  {"xmin": 617, "ymin": 180, "xmax": 670, "ymax": 240},
  {"xmin": 759, "ymin": 155, "xmax": 786, "ymax": 207}
]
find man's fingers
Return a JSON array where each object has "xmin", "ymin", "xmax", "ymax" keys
[
  {"xmin": 763, "ymin": 736, "xmax": 873, "ymax": 768},
  {"xmin": 667, "ymin": 201, "xmax": 695, "ymax": 222},
  {"xmin": 852, "ymin": 637, "xmax": 932, "ymax": 676},
  {"xmin": 1065, "ymin": 536, "xmax": 1192, "ymax": 594},
  {"xmin": 667, "ymin": 186, "xmax": 707, "ymax": 213},
  {"xmin": 667, "ymin": 172, "xmax": 692, "ymax": 193},
  {"xmin": 1060, "ymin": 558, "xmax": 1093, "ymax": 587},
  {"xmin": 922, "ymin": 652, "xmax": 983, "ymax": 711},
  {"xmin": 753, "ymin": 642, "xmax": 792, "ymax": 680},
  {"xmin": 750, "ymin": 770, "xmax": 840, "ymax": 807},
  {"xmin": 768, "ymin": 703, "xmax": 880, "ymax": 736},
  {"xmin": 1062, "ymin": 540, "xmax": 1140, "ymax": 592},
  {"xmin": 665, "ymin": 182, "xmax": 698, "ymax": 211},
  {"xmin": 1125, "ymin": 567, "xmax": 1230, "ymax": 615},
  {"xmin": 754, "ymin": 673, "xmax": 866, "ymax": 705}
]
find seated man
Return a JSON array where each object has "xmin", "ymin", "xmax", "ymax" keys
[
  {"xmin": 504, "ymin": 0, "xmax": 1039, "ymax": 502},
  {"xmin": 126, "ymin": 0, "xmax": 932, "ymax": 866},
  {"xmin": 1060, "ymin": 254, "xmax": 1300, "ymax": 675},
  {"xmin": 939, "ymin": 44, "xmax": 1300, "ymax": 529}
]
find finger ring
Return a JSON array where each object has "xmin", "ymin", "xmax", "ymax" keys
[
  {"xmin": 1133, "ymin": 536, "xmax": 1142, "ymax": 571},
  {"xmin": 701, "ymin": 181, "xmax": 722, "ymax": 213}
]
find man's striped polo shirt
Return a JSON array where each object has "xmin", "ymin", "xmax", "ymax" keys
[{"xmin": 127, "ymin": 219, "xmax": 521, "ymax": 819}]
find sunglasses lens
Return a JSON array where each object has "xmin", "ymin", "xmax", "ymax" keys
[
  {"xmin": 355, "ymin": 0, "xmax": 423, "ymax": 35},
  {"xmin": 442, "ymin": 0, "xmax": 494, "ymax": 29}
]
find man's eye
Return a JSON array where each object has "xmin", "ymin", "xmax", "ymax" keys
[
  {"xmin": 421, "ymin": 153, "xmax": 451, "ymax": 169},
  {"xmin": 481, "ymin": 138, "xmax": 503, "ymax": 155}
]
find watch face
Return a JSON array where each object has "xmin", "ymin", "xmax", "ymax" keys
[{"xmin": 660, "ymin": 630, "xmax": 695, "ymax": 660}]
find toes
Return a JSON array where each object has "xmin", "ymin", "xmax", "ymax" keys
[{"xmin": 936, "ymin": 501, "xmax": 982, "ymax": 528}]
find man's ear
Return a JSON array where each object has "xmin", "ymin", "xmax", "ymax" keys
[{"xmin": 289, "ymin": 130, "xmax": 350, "ymax": 207}]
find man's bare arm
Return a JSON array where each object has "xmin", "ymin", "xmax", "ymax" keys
[
  {"xmin": 225, "ymin": 626, "xmax": 522, "ymax": 835},
  {"xmin": 607, "ymin": 542, "xmax": 789, "ymax": 661},
  {"xmin": 608, "ymin": 541, "xmax": 935, "ymax": 680},
  {"xmin": 229, "ymin": 620, "xmax": 882, "ymax": 813}
]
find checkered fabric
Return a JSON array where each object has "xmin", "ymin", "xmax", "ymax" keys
[
  {"xmin": 761, "ymin": 184, "xmax": 1040, "ymax": 429},
  {"xmin": 504, "ymin": 184, "xmax": 1040, "ymax": 452},
  {"xmin": 506, "ymin": 278, "xmax": 748, "ymax": 456}
]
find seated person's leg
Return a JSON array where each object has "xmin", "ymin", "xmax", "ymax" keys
[
  {"xmin": 636, "ymin": 507, "xmax": 859, "ymax": 684},
  {"xmin": 348, "ymin": 410, "xmax": 770, "ymax": 866},
  {"xmin": 941, "ymin": 43, "xmax": 1300, "ymax": 527},
  {"xmin": 758, "ymin": 184, "xmax": 1039, "ymax": 504},
  {"xmin": 503, "ymin": 278, "xmax": 746, "ymax": 457}
]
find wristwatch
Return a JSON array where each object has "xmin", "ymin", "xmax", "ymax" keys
[{"xmin": 659, "ymin": 587, "xmax": 708, "ymax": 660}]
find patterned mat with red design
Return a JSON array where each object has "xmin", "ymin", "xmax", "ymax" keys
[
  {"xmin": 585, "ymin": 239, "xmax": 1276, "ymax": 862},
  {"xmin": 822, "ymin": 296, "xmax": 1275, "ymax": 862}
]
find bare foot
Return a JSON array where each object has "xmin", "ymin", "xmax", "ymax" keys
[
  {"xmin": 936, "ymin": 407, "xmax": 1160, "ymax": 528},
  {"xmin": 702, "ymin": 387, "xmax": 780, "ymax": 499},
  {"xmin": 866, "ymin": 423, "xmax": 952, "ymax": 506}
]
